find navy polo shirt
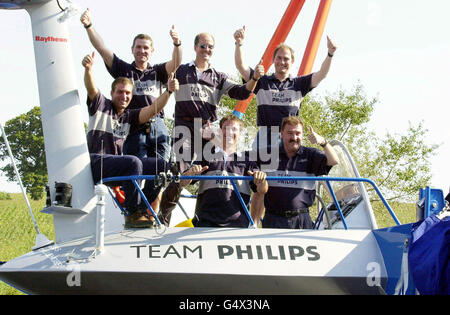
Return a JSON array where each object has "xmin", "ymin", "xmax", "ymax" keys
[
  {"xmin": 261, "ymin": 143, "xmax": 331, "ymax": 213},
  {"xmin": 249, "ymin": 69, "xmax": 313, "ymax": 128},
  {"xmin": 107, "ymin": 54, "xmax": 168, "ymax": 118},
  {"xmin": 86, "ymin": 92, "xmax": 141, "ymax": 155},
  {"xmin": 195, "ymin": 150, "xmax": 259, "ymax": 227},
  {"xmin": 174, "ymin": 62, "xmax": 252, "ymax": 126}
]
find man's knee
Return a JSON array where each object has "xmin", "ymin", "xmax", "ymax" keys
[{"xmin": 122, "ymin": 155, "xmax": 143, "ymax": 174}]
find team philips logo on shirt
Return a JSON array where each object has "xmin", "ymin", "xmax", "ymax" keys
[
  {"xmin": 112, "ymin": 120, "xmax": 130, "ymax": 138},
  {"xmin": 271, "ymin": 92, "xmax": 292, "ymax": 103},
  {"xmin": 190, "ymin": 86, "xmax": 209, "ymax": 101},
  {"xmin": 134, "ymin": 80, "xmax": 156, "ymax": 96}
]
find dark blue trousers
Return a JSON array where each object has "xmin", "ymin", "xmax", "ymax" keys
[
  {"xmin": 262, "ymin": 212, "xmax": 313, "ymax": 229},
  {"xmin": 90, "ymin": 153, "xmax": 167, "ymax": 213}
]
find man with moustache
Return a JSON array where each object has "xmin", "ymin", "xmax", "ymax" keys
[{"xmin": 252, "ymin": 116, "xmax": 339, "ymax": 229}]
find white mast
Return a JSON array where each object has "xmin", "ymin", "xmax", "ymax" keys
[{"xmin": 0, "ymin": 0, "xmax": 105, "ymax": 242}]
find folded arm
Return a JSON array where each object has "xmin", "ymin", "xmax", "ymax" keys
[{"xmin": 138, "ymin": 73, "xmax": 179, "ymax": 124}]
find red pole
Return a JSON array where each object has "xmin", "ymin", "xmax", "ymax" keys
[
  {"xmin": 298, "ymin": 0, "xmax": 333, "ymax": 76},
  {"xmin": 233, "ymin": 0, "xmax": 306, "ymax": 118}
]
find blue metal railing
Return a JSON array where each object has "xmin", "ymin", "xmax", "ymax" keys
[{"xmin": 101, "ymin": 175, "xmax": 401, "ymax": 229}]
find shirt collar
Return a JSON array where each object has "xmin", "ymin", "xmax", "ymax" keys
[
  {"xmin": 279, "ymin": 140, "xmax": 304, "ymax": 157},
  {"xmin": 213, "ymin": 146, "xmax": 242, "ymax": 160},
  {"xmin": 131, "ymin": 61, "xmax": 152, "ymax": 72},
  {"xmin": 189, "ymin": 60, "xmax": 212, "ymax": 71},
  {"xmin": 268, "ymin": 73, "xmax": 294, "ymax": 82}
]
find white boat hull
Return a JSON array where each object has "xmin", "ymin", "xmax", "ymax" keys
[{"xmin": 0, "ymin": 227, "xmax": 387, "ymax": 294}]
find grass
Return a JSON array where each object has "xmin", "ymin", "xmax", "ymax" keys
[
  {"xmin": 0, "ymin": 193, "xmax": 54, "ymax": 295},
  {"xmin": 0, "ymin": 192, "xmax": 417, "ymax": 295}
]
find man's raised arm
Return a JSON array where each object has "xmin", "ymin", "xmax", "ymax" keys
[
  {"xmin": 138, "ymin": 73, "xmax": 179, "ymax": 124},
  {"xmin": 82, "ymin": 52, "xmax": 98, "ymax": 102},
  {"xmin": 80, "ymin": 8, "xmax": 114, "ymax": 69},
  {"xmin": 233, "ymin": 26, "xmax": 251, "ymax": 82},
  {"xmin": 311, "ymin": 36, "xmax": 337, "ymax": 88},
  {"xmin": 165, "ymin": 25, "xmax": 183, "ymax": 75}
]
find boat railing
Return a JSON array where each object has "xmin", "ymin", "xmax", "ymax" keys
[{"xmin": 100, "ymin": 174, "xmax": 401, "ymax": 230}]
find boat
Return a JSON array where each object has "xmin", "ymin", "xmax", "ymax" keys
[{"xmin": 1, "ymin": 0, "xmax": 448, "ymax": 296}]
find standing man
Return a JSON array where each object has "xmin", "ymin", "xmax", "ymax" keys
[
  {"xmin": 82, "ymin": 52, "xmax": 179, "ymax": 228},
  {"xmin": 159, "ymin": 114, "xmax": 268, "ymax": 228},
  {"xmin": 233, "ymin": 26, "xmax": 337, "ymax": 148},
  {"xmin": 252, "ymin": 116, "xmax": 339, "ymax": 229},
  {"xmin": 172, "ymin": 32, "xmax": 264, "ymax": 172},
  {"xmin": 80, "ymin": 8, "xmax": 182, "ymax": 211}
]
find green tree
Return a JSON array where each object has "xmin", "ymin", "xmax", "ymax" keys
[
  {"xmin": 300, "ymin": 85, "xmax": 438, "ymax": 202},
  {"xmin": 0, "ymin": 106, "xmax": 47, "ymax": 200},
  {"xmin": 221, "ymin": 83, "xmax": 438, "ymax": 202}
]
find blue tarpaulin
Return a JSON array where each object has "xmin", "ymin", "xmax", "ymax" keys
[{"xmin": 408, "ymin": 214, "xmax": 450, "ymax": 295}]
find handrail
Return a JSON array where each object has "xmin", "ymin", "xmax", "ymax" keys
[
  {"xmin": 329, "ymin": 140, "xmax": 378, "ymax": 229},
  {"xmin": 101, "ymin": 175, "xmax": 401, "ymax": 229}
]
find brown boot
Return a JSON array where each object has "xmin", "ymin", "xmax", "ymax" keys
[
  {"xmin": 124, "ymin": 211, "xmax": 154, "ymax": 228},
  {"xmin": 159, "ymin": 182, "xmax": 183, "ymax": 226}
]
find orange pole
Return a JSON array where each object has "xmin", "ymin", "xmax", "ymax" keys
[
  {"xmin": 233, "ymin": 0, "xmax": 306, "ymax": 119},
  {"xmin": 298, "ymin": 0, "xmax": 333, "ymax": 76}
]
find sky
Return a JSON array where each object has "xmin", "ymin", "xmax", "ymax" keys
[{"xmin": 0, "ymin": 0, "xmax": 449, "ymax": 196}]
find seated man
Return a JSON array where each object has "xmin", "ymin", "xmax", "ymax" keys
[
  {"xmin": 80, "ymin": 9, "xmax": 183, "ymax": 214},
  {"xmin": 253, "ymin": 116, "xmax": 339, "ymax": 229},
  {"xmin": 159, "ymin": 114, "xmax": 268, "ymax": 228},
  {"xmin": 82, "ymin": 52, "xmax": 179, "ymax": 228}
]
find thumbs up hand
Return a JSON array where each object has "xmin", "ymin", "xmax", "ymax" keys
[
  {"xmin": 234, "ymin": 25, "xmax": 246, "ymax": 44},
  {"xmin": 167, "ymin": 72, "xmax": 179, "ymax": 93},
  {"xmin": 170, "ymin": 25, "xmax": 181, "ymax": 46},
  {"xmin": 80, "ymin": 8, "xmax": 92, "ymax": 27},
  {"xmin": 82, "ymin": 51, "xmax": 95, "ymax": 69},
  {"xmin": 307, "ymin": 126, "xmax": 327, "ymax": 147},
  {"xmin": 253, "ymin": 59, "xmax": 264, "ymax": 80}
]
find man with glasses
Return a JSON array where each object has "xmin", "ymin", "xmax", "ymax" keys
[{"xmin": 172, "ymin": 32, "xmax": 264, "ymax": 172}]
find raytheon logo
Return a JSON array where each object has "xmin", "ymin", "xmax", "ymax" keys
[{"xmin": 35, "ymin": 36, "xmax": 68, "ymax": 43}]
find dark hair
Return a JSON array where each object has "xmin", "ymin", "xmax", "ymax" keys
[
  {"xmin": 273, "ymin": 43, "xmax": 295, "ymax": 62},
  {"xmin": 111, "ymin": 77, "xmax": 134, "ymax": 92},
  {"xmin": 132, "ymin": 34, "xmax": 153, "ymax": 48}
]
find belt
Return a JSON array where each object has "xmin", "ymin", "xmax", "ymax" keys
[
  {"xmin": 267, "ymin": 208, "xmax": 309, "ymax": 218},
  {"xmin": 181, "ymin": 117, "xmax": 210, "ymax": 124}
]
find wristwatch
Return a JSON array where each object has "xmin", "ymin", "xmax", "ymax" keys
[{"xmin": 320, "ymin": 139, "xmax": 328, "ymax": 147}]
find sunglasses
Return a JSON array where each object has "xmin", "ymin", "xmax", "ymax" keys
[{"xmin": 199, "ymin": 43, "xmax": 214, "ymax": 50}]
